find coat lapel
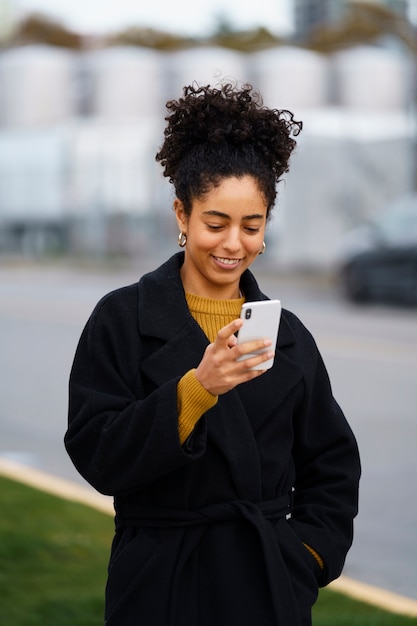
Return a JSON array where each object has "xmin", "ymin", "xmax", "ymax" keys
[
  {"xmin": 136, "ymin": 253, "xmax": 304, "ymax": 496},
  {"xmin": 141, "ymin": 316, "xmax": 208, "ymax": 384},
  {"xmin": 236, "ymin": 314, "xmax": 304, "ymax": 434},
  {"xmin": 237, "ymin": 268, "xmax": 304, "ymax": 434},
  {"xmin": 206, "ymin": 388, "xmax": 264, "ymax": 499},
  {"xmin": 137, "ymin": 253, "xmax": 210, "ymax": 384}
]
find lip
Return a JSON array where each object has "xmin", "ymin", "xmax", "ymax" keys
[{"xmin": 212, "ymin": 255, "xmax": 242, "ymax": 270}]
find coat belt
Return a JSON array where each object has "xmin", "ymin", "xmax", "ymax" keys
[
  {"xmin": 115, "ymin": 492, "xmax": 292, "ymax": 529},
  {"xmin": 114, "ymin": 493, "xmax": 302, "ymax": 625}
]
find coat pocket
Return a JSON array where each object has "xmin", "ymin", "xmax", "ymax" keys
[{"xmin": 274, "ymin": 519, "xmax": 320, "ymax": 610}]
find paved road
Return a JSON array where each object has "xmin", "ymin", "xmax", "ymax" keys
[{"xmin": 1, "ymin": 258, "xmax": 416, "ymax": 600}]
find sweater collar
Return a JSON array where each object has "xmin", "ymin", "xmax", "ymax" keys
[{"xmin": 137, "ymin": 252, "xmax": 295, "ymax": 348}]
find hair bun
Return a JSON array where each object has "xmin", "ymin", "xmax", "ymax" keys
[{"xmin": 156, "ymin": 82, "xmax": 302, "ymax": 213}]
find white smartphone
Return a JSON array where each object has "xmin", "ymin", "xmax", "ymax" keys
[{"xmin": 236, "ymin": 299, "xmax": 282, "ymax": 370}]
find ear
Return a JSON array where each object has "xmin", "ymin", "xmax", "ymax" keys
[{"xmin": 174, "ymin": 199, "xmax": 188, "ymax": 232}]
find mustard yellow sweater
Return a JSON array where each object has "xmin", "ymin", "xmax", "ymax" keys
[
  {"xmin": 176, "ymin": 291, "xmax": 324, "ymax": 571},
  {"xmin": 177, "ymin": 292, "xmax": 244, "ymax": 444}
]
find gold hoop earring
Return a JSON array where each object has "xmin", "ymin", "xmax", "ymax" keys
[
  {"xmin": 178, "ymin": 232, "xmax": 187, "ymax": 248},
  {"xmin": 259, "ymin": 241, "xmax": 266, "ymax": 255}
]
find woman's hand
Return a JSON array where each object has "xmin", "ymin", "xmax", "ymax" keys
[{"xmin": 194, "ymin": 319, "xmax": 274, "ymax": 396}]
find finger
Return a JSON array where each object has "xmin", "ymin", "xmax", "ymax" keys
[
  {"xmin": 238, "ymin": 350, "xmax": 275, "ymax": 371},
  {"xmin": 227, "ymin": 334, "xmax": 238, "ymax": 348},
  {"xmin": 215, "ymin": 319, "xmax": 243, "ymax": 346},
  {"xmin": 233, "ymin": 337, "xmax": 272, "ymax": 359}
]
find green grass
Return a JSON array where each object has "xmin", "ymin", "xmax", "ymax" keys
[
  {"xmin": 1, "ymin": 474, "xmax": 417, "ymax": 626},
  {"xmin": 0, "ymin": 475, "xmax": 112, "ymax": 625},
  {"xmin": 312, "ymin": 588, "xmax": 417, "ymax": 625}
]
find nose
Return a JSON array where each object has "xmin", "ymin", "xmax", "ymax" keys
[{"xmin": 222, "ymin": 227, "xmax": 241, "ymax": 253}]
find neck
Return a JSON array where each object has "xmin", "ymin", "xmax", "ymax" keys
[{"xmin": 180, "ymin": 267, "xmax": 241, "ymax": 300}]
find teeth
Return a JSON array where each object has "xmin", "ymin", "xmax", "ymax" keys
[{"xmin": 215, "ymin": 257, "xmax": 239, "ymax": 265}]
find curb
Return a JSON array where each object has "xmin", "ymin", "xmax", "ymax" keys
[
  {"xmin": 1, "ymin": 457, "xmax": 417, "ymax": 618},
  {"xmin": 0, "ymin": 457, "xmax": 114, "ymax": 515},
  {"xmin": 329, "ymin": 576, "xmax": 417, "ymax": 618}
]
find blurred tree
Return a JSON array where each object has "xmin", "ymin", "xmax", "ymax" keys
[
  {"xmin": 209, "ymin": 26, "xmax": 283, "ymax": 52},
  {"xmin": 4, "ymin": 3, "xmax": 415, "ymax": 57},
  {"xmin": 109, "ymin": 22, "xmax": 282, "ymax": 53},
  {"xmin": 109, "ymin": 27, "xmax": 196, "ymax": 51},
  {"xmin": 14, "ymin": 13, "xmax": 83, "ymax": 49}
]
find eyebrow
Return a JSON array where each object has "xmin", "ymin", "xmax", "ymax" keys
[{"xmin": 202, "ymin": 210, "xmax": 265, "ymax": 220}]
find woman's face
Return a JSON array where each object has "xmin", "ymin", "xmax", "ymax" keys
[{"xmin": 175, "ymin": 175, "xmax": 267, "ymax": 299}]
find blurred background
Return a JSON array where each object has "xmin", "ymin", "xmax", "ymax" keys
[
  {"xmin": 1, "ymin": 0, "xmax": 417, "ymax": 609},
  {"xmin": 0, "ymin": 0, "xmax": 416, "ymax": 272}
]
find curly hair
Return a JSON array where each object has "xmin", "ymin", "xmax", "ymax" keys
[{"xmin": 155, "ymin": 82, "xmax": 302, "ymax": 217}]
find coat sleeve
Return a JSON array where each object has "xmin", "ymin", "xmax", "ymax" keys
[
  {"xmin": 287, "ymin": 314, "xmax": 361, "ymax": 587},
  {"xmin": 64, "ymin": 286, "xmax": 206, "ymax": 496}
]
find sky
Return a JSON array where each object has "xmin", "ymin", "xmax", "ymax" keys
[{"xmin": 13, "ymin": 0, "xmax": 293, "ymax": 37}]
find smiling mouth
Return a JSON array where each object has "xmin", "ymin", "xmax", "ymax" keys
[{"xmin": 213, "ymin": 256, "xmax": 242, "ymax": 266}]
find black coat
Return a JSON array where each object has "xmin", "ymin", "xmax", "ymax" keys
[{"xmin": 65, "ymin": 252, "xmax": 360, "ymax": 626}]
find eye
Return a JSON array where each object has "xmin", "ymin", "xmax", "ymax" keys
[
  {"xmin": 206, "ymin": 224, "xmax": 224, "ymax": 231},
  {"xmin": 245, "ymin": 226, "xmax": 261, "ymax": 234}
]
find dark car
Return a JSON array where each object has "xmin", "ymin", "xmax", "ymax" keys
[{"xmin": 338, "ymin": 194, "xmax": 417, "ymax": 305}]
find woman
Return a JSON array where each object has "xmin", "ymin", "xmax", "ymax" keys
[{"xmin": 65, "ymin": 83, "xmax": 360, "ymax": 626}]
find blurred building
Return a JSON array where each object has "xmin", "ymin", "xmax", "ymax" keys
[
  {"xmin": 293, "ymin": 0, "xmax": 346, "ymax": 38},
  {"xmin": 0, "ymin": 41, "xmax": 415, "ymax": 269},
  {"xmin": 353, "ymin": 0, "xmax": 409, "ymax": 20},
  {"xmin": 293, "ymin": 0, "xmax": 410, "ymax": 39},
  {"xmin": 379, "ymin": 0, "xmax": 409, "ymax": 16}
]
